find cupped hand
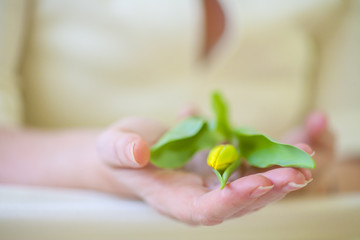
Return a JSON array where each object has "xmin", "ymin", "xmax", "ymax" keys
[{"xmin": 96, "ymin": 116, "xmax": 313, "ymax": 225}]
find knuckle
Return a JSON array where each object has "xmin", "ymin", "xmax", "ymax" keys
[{"xmin": 96, "ymin": 131, "xmax": 111, "ymax": 156}]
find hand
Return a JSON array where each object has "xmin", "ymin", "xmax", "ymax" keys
[
  {"xmin": 281, "ymin": 112, "xmax": 336, "ymax": 194},
  {"xmin": 96, "ymin": 116, "xmax": 313, "ymax": 225}
]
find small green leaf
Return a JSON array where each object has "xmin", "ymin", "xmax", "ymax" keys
[
  {"xmin": 150, "ymin": 117, "xmax": 221, "ymax": 169},
  {"xmin": 151, "ymin": 117, "xmax": 205, "ymax": 151},
  {"xmin": 212, "ymin": 158, "xmax": 242, "ymax": 189},
  {"xmin": 234, "ymin": 129, "xmax": 315, "ymax": 169},
  {"xmin": 220, "ymin": 158, "xmax": 242, "ymax": 189},
  {"xmin": 211, "ymin": 91, "xmax": 232, "ymax": 139}
]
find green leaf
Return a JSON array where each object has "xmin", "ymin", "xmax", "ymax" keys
[
  {"xmin": 151, "ymin": 117, "xmax": 205, "ymax": 151},
  {"xmin": 211, "ymin": 91, "xmax": 232, "ymax": 139},
  {"xmin": 234, "ymin": 129, "xmax": 315, "ymax": 169},
  {"xmin": 150, "ymin": 117, "xmax": 221, "ymax": 169}
]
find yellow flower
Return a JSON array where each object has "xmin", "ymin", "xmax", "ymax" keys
[{"xmin": 207, "ymin": 144, "xmax": 239, "ymax": 171}]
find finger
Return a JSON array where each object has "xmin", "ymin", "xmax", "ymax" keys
[
  {"xmin": 192, "ymin": 174, "xmax": 274, "ymax": 225},
  {"xmin": 176, "ymin": 104, "xmax": 199, "ymax": 121},
  {"xmin": 97, "ymin": 117, "xmax": 167, "ymax": 168},
  {"xmin": 281, "ymin": 111, "xmax": 328, "ymax": 145},
  {"xmin": 260, "ymin": 167, "xmax": 311, "ymax": 192},
  {"xmin": 231, "ymin": 167, "xmax": 311, "ymax": 218},
  {"xmin": 305, "ymin": 111, "xmax": 335, "ymax": 150},
  {"xmin": 254, "ymin": 168, "xmax": 310, "ymax": 203},
  {"xmin": 293, "ymin": 142, "xmax": 315, "ymax": 180},
  {"xmin": 306, "ymin": 111, "xmax": 327, "ymax": 142},
  {"xmin": 97, "ymin": 131, "xmax": 150, "ymax": 168},
  {"xmin": 294, "ymin": 142, "xmax": 315, "ymax": 156},
  {"xmin": 111, "ymin": 117, "xmax": 167, "ymax": 145},
  {"xmin": 281, "ymin": 126, "xmax": 308, "ymax": 145}
]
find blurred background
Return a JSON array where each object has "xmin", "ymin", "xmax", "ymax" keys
[{"xmin": 1, "ymin": 0, "xmax": 359, "ymax": 239}]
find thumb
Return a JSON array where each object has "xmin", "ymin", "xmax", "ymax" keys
[
  {"xmin": 176, "ymin": 104, "xmax": 199, "ymax": 121},
  {"xmin": 97, "ymin": 131, "xmax": 150, "ymax": 168},
  {"xmin": 97, "ymin": 117, "xmax": 167, "ymax": 168}
]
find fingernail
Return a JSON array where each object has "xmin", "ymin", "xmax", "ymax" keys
[
  {"xmin": 296, "ymin": 143, "xmax": 313, "ymax": 155},
  {"xmin": 282, "ymin": 181, "xmax": 308, "ymax": 192},
  {"xmin": 301, "ymin": 168, "xmax": 312, "ymax": 181},
  {"xmin": 250, "ymin": 185, "xmax": 274, "ymax": 198},
  {"xmin": 305, "ymin": 178, "xmax": 313, "ymax": 185},
  {"xmin": 127, "ymin": 141, "xmax": 140, "ymax": 166}
]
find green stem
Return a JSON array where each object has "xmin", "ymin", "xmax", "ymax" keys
[
  {"xmin": 213, "ymin": 157, "xmax": 242, "ymax": 190},
  {"xmin": 221, "ymin": 158, "xmax": 242, "ymax": 189},
  {"xmin": 214, "ymin": 169, "xmax": 225, "ymax": 188}
]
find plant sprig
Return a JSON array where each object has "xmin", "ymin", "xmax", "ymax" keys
[{"xmin": 150, "ymin": 91, "xmax": 315, "ymax": 189}]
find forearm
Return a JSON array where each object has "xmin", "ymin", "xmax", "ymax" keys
[{"xmin": 0, "ymin": 128, "xmax": 132, "ymax": 196}]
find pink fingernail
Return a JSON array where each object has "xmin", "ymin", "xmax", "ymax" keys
[
  {"xmin": 127, "ymin": 141, "xmax": 139, "ymax": 166},
  {"xmin": 305, "ymin": 178, "xmax": 314, "ymax": 185},
  {"xmin": 250, "ymin": 185, "xmax": 274, "ymax": 198},
  {"xmin": 282, "ymin": 181, "xmax": 308, "ymax": 192}
]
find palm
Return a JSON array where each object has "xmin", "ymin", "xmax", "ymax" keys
[{"xmin": 111, "ymin": 161, "xmax": 311, "ymax": 225}]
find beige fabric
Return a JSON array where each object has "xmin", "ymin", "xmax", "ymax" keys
[
  {"xmin": 22, "ymin": 0, "xmax": 204, "ymax": 128},
  {"xmin": 0, "ymin": 0, "xmax": 26, "ymax": 126},
  {"xmin": 21, "ymin": 0, "xmax": 314, "ymax": 135},
  {"xmin": 316, "ymin": 0, "xmax": 360, "ymax": 157},
  {"xmin": 1, "ymin": 185, "xmax": 359, "ymax": 239},
  {"xmin": 1, "ymin": 0, "xmax": 359, "ymax": 156}
]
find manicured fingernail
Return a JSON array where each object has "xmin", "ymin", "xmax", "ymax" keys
[
  {"xmin": 127, "ymin": 141, "xmax": 139, "ymax": 166},
  {"xmin": 301, "ymin": 168, "xmax": 312, "ymax": 181},
  {"xmin": 251, "ymin": 185, "xmax": 274, "ymax": 198},
  {"xmin": 305, "ymin": 178, "xmax": 313, "ymax": 185},
  {"xmin": 282, "ymin": 181, "xmax": 308, "ymax": 192}
]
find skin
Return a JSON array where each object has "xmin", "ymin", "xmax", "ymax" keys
[
  {"xmin": 0, "ymin": 113, "xmax": 322, "ymax": 226},
  {"xmin": 281, "ymin": 112, "xmax": 336, "ymax": 195},
  {"xmin": 0, "ymin": 0, "xmax": 338, "ymax": 226}
]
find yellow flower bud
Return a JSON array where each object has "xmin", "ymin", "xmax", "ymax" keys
[{"xmin": 207, "ymin": 144, "xmax": 239, "ymax": 171}]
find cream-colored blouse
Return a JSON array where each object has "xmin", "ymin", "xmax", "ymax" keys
[{"xmin": 1, "ymin": 0, "xmax": 359, "ymax": 156}]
